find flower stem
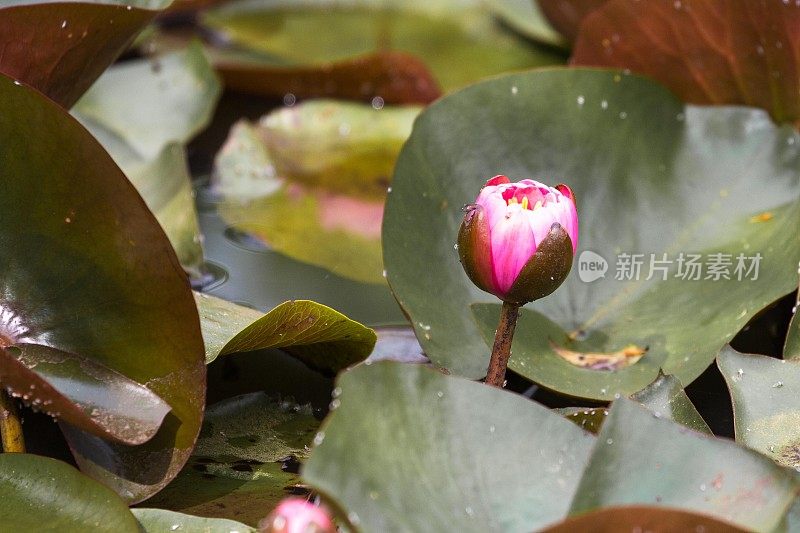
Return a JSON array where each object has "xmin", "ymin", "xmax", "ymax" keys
[
  {"xmin": 0, "ymin": 388, "xmax": 25, "ymax": 453},
  {"xmin": 485, "ymin": 301, "xmax": 520, "ymax": 388}
]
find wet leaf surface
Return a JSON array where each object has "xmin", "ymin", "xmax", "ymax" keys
[
  {"xmin": 543, "ymin": 505, "xmax": 746, "ymax": 533},
  {"xmin": 0, "ymin": 0, "xmax": 167, "ymax": 107},
  {"xmin": 571, "ymin": 0, "xmax": 800, "ymax": 125},
  {"xmin": 133, "ymin": 508, "xmax": 255, "ymax": 533},
  {"xmin": 303, "ymin": 362, "xmax": 596, "ymax": 532},
  {"xmin": 143, "ymin": 393, "xmax": 318, "ymax": 527},
  {"xmin": 718, "ymin": 346, "xmax": 800, "ymax": 469},
  {"xmin": 0, "ymin": 343, "xmax": 170, "ymax": 445},
  {"xmin": 214, "ymin": 101, "xmax": 419, "ymax": 283},
  {"xmin": 570, "ymin": 399, "xmax": 798, "ymax": 532},
  {"xmin": 201, "ymin": 0, "xmax": 564, "ymax": 93},
  {"xmin": 0, "ymin": 453, "xmax": 139, "ymax": 532},
  {"xmin": 196, "ymin": 292, "xmax": 376, "ymax": 374},
  {"xmin": 384, "ymin": 68, "xmax": 800, "ymax": 399},
  {"xmin": 73, "ymin": 43, "xmax": 221, "ymax": 274},
  {"xmin": 631, "ymin": 373, "xmax": 711, "ymax": 434},
  {"xmin": 0, "ymin": 72, "xmax": 206, "ymax": 503}
]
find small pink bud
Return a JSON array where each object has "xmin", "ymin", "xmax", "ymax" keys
[
  {"xmin": 458, "ymin": 175, "xmax": 578, "ymax": 304},
  {"xmin": 258, "ymin": 498, "xmax": 335, "ymax": 533}
]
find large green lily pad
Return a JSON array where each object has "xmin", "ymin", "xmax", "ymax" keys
[
  {"xmin": 144, "ymin": 393, "xmax": 318, "ymax": 527},
  {"xmin": 570, "ymin": 398, "xmax": 799, "ymax": 532},
  {"xmin": 0, "ymin": 0, "xmax": 168, "ymax": 107},
  {"xmin": 215, "ymin": 101, "xmax": 419, "ymax": 284},
  {"xmin": 303, "ymin": 362, "xmax": 596, "ymax": 532},
  {"xmin": 0, "ymin": 72, "xmax": 206, "ymax": 503},
  {"xmin": 133, "ymin": 509, "xmax": 255, "ymax": 533},
  {"xmin": 383, "ymin": 68, "xmax": 800, "ymax": 399},
  {"xmin": 0, "ymin": 453, "xmax": 139, "ymax": 532},
  {"xmin": 73, "ymin": 43, "xmax": 221, "ymax": 275},
  {"xmin": 718, "ymin": 346, "xmax": 800, "ymax": 469},
  {"xmin": 0, "ymin": 343, "xmax": 170, "ymax": 445},
  {"xmin": 196, "ymin": 292, "xmax": 376, "ymax": 374},
  {"xmin": 201, "ymin": 0, "xmax": 564, "ymax": 93}
]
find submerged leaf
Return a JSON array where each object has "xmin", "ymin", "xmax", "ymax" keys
[
  {"xmin": 0, "ymin": 344, "xmax": 170, "ymax": 445},
  {"xmin": 201, "ymin": 0, "xmax": 564, "ymax": 92},
  {"xmin": 73, "ymin": 43, "xmax": 221, "ymax": 274},
  {"xmin": 543, "ymin": 505, "xmax": 746, "ymax": 533},
  {"xmin": 144, "ymin": 393, "xmax": 318, "ymax": 526},
  {"xmin": 196, "ymin": 292, "xmax": 376, "ymax": 374},
  {"xmin": 215, "ymin": 101, "xmax": 419, "ymax": 283}
]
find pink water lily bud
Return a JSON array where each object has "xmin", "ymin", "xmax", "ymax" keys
[
  {"xmin": 258, "ymin": 498, "xmax": 336, "ymax": 533},
  {"xmin": 458, "ymin": 175, "xmax": 578, "ymax": 304}
]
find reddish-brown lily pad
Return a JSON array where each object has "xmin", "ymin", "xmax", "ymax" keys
[
  {"xmin": 0, "ymin": 0, "xmax": 169, "ymax": 107},
  {"xmin": 0, "ymin": 344, "xmax": 170, "ymax": 446},
  {"xmin": 0, "ymin": 72, "xmax": 205, "ymax": 503},
  {"xmin": 571, "ymin": 0, "xmax": 800, "ymax": 125}
]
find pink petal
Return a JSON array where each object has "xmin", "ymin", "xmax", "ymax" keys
[
  {"xmin": 485, "ymin": 175, "xmax": 510, "ymax": 187},
  {"xmin": 490, "ymin": 208, "xmax": 538, "ymax": 293}
]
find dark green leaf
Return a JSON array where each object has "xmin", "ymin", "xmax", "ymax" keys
[
  {"xmin": 0, "ymin": 343, "xmax": 170, "ymax": 445},
  {"xmin": 555, "ymin": 407, "xmax": 608, "ymax": 434},
  {"xmin": 303, "ymin": 362, "xmax": 596, "ymax": 532},
  {"xmin": 133, "ymin": 509, "xmax": 255, "ymax": 533},
  {"xmin": 631, "ymin": 373, "xmax": 711, "ymax": 434},
  {"xmin": 0, "ymin": 72, "xmax": 206, "ymax": 503},
  {"xmin": 0, "ymin": 0, "xmax": 168, "ymax": 107},
  {"xmin": 384, "ymin": 68, "xmax": 800, "ymax": 399},
  {"xmin": 144, "ymin": 393, "xmax": 318, "ymax": 527},
  {"xmin": 0, "ymin": 454, "xmax": 139, "ymax": 532},
  {"xmin": 201, "ymin": 0, "xmax": 564, "ymax": 92},
  {"xmin": 197, "ymin": 292, "xmax": 376, "ymax": 374},
  {"xmin": 570, "ymin": 398, "xmax": 798, "ymax": 531}
]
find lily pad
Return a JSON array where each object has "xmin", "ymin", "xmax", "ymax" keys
[
  {"xmin": 571, "ymin": 0, "xmax": 800, "ymax": 126},
  {"xmin": 536, "ymin": 0, "xmax": 607, "ymax": 43},
  {"xmin": 0, "ymin": 453, "xmax": 139, "ymax": 532},
  {"xmin": 196, "ymin": 292, "xmax": 376, "ymax": 374},
  {"xmin": 0, "ymin": 343, "xmax": 170, "ymax": 446},
  {"xmin": 201, "ymin": 0, "xmax": 564, "ymax": 93},
  {"xmin": 543, "ymin": 505, "xmax": 746, "ymax": 533},
  {"xmin": 133, "ymin": 509, "xmax": 255, "ymax": 533},
  {"xmin": 569, "ymin": 398, "xmax": 799, "ymax": 532},
  {"xmin": 73, "ymin": 43, "xmax": 221, "ymax": 274},
  {"xmin": 630, "ymin": 373, "xmax": 711, "ymax": 434},
  {"xmin": 144, "ymin": 393, "xmax": 318, "ymax": 527},
  {"xmin": 303, "ymin": 362, "xmax": 596, "ymax": 532},
  {"xmin": 383, "ymin": 68, "xmax": 800, "ymax": 399},
  {"xmin": 718, "ymin": 346, "xmax": 800, "ymax": 469},
  {"xmin": 0, "ymin": 72, "xmax": 206, "ymax": 502},
  {"xmin": 0, "ymin": 0, "xmax": 168, "ymax": 107},
  {"xmin": 215, "ymin": 101, "xmax": 419, "ymax": 283}
]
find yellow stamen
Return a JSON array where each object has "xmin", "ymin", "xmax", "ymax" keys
[
  {"xmin": 508, "ymin": 197, "xmax": 518, "ymax": 206},
  {"xmin": 533, "ymin": 200, "xmax": 543, "ymax": 210},
  {"xmin": 521, "ymin": 196, "xmax": 529, "ymax": 210}
]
